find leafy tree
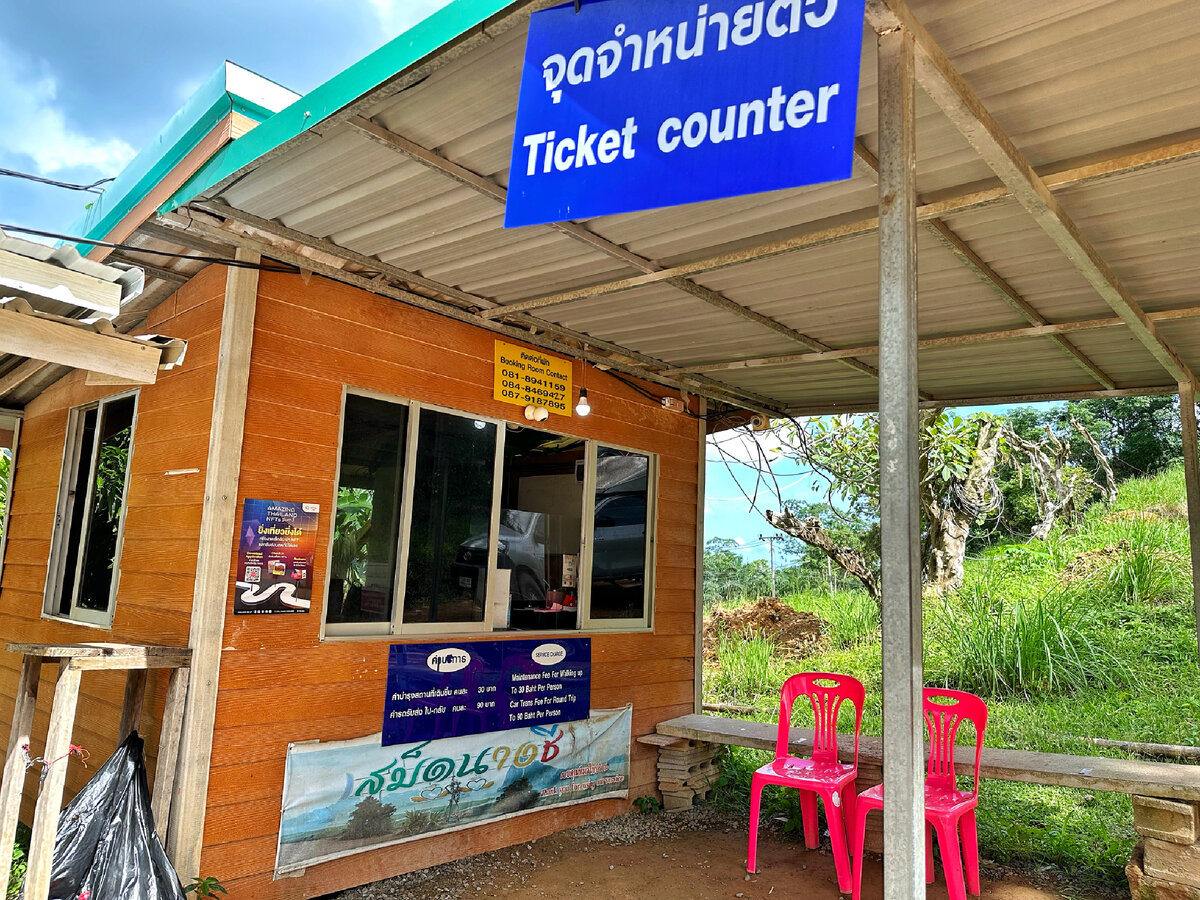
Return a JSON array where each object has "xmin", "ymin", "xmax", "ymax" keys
[
  {"xmin": 344, "ymin": 795, "xmax": 397, "ymax": 839},
  {"xmin": 766, "ymin": 412, "xmax": 1005, "ymax": 596},
  {"xmin": 1050, "ymin": 397, "xmax": 1183, "ymax": 480}
]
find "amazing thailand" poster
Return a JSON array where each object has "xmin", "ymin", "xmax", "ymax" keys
[
  {"xmin": 235, "ymin": 499, "xmax": 319, "ymax": 614},
  {"xmin": 274, "ymin": 706, "xmax": 631, "ymax": 876}
]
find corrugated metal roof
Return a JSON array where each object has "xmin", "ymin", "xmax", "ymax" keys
[
  {"xmin": 0, "ymin": 227, "xmax": 143, "ymax": 312},
  {"xmin": 150, "ymin": 0, "xmax": 1200, "ymax": 415}
]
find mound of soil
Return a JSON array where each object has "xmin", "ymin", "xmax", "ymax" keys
[
  {"xmin": 1106, "ymin": 504, "xmax": 1185, "ymax": 522},
  {"xmin": 1062, "ymin": 540, "xmax": 1130, "ymax": 582},
  {"xmin": 703, "ymin": 596, "xmax": 824, "ymax": 660}
]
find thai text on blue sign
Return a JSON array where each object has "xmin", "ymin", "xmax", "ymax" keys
[
  {"xmin": 504, "ymin": 0, "xmax": 867, "ymax": 227},
  {"xmin": 382, "ymin": 638, "xmax": 591, "ymax": 745}
]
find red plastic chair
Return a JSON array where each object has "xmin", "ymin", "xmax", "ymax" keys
[
  {"xmin": 851, "ymin": 688, "xmax": 989, "ymax": 900},
  {"xmin": 747, "ymin": 672, "xmax": 865, "ymax": 892}
]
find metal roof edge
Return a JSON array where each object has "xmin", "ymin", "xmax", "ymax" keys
[
  {"xmin": 71, "ymin": 62, "xmax": 297, "ymax": 254},
  {"xmin": 158, "ymin": 0, "xmax": 522, "ymax": 216}
]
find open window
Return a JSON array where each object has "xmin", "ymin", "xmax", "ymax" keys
[
  {"xmin": 0, "ymin": 411, "xmax": 19, "ymax": 583},
  {"xmin": 45, "ymin": 392, "xmax": 138, "ymax": 627},
  {"xmin": 322, "ymin": 389, "xmax": 655, "ymax": 638}
]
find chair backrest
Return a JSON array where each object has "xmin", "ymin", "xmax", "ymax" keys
[
  {"xmin": 775, "ymin": 672, "xmax": 865, "ymax": 767},
  {"xmin": 923, "ymin": 688, "xmax": 989, "ymax": 793}
]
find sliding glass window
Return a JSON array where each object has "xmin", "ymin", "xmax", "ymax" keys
[
  {"xmin": 323, "ymin": 391, "xmax": 654, "ymax": 638},
  {"xmin": 325, "ymin": 394, "xmax": 407, "ymax": 634}
]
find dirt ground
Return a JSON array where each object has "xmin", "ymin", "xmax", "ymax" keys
[
  {"xmin": 332, "ymin": 807, "xmax": 1084, "ymax": 900},
  {"xmin": 704, "ymin": 596, "xmax": 824, "ymax": 660}
]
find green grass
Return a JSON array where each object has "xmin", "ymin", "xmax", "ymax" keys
[
  {"xmin": 703, "ymin": 465, "xmax": 1195, "ymax": 896},
  {"xmin": 8, "ymin": 823, "xmax": 27, "ymax": 899}
]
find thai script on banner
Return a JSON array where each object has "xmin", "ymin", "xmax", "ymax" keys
[{"xmin": 275, "ymin": 706, "xmax": 631, "ymax": 876}]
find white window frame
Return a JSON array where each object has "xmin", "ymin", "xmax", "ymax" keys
[
  {"xmin": 43, "ymin": 391, "xmax": 139, "ymax": 628},
  {"xmin": 580, "ymin": 441, "xmax": 657, "ymax": 632},
  {"xmin": 0, "ymin": 412, "xmax": 20, "ymax": 586},
  {"xmin": 321, "ymin": 387, "xmax": 656, "ymax": 640}
]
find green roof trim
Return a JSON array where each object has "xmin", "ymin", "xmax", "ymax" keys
[
  {"xmin": 70, "ymin": 63, "xmax": 285, "ymax": 255},
  {"xmin": 160, "ymin": 0, "xmax": 520, "ymax": 216}
]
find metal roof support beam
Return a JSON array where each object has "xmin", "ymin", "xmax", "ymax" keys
[
  {"xmin": 173, "ymin": 204, "xmax": 770, "ymax": 405},
  {"xmin": 924, "ymin": 220, "xmax": 1115, "ymax": 389},
  {"xmin": 106, "ymin": 253, "xmax": 188, "ymax": 286},
  {"xmin": 876, "ymin": 25, "xmax": 925, "ymax": 899},
  {"xmin": 785, "ymin": 384, "xmax": 1178, "ymax": 417},
  {"xmin": 852, "ymin": 142, "xmax": 1116, "ymax": 390},
  {"xmin": 865, "ymin": 0, "xmax": 1195, "ymax": 387},
  {"xmin": 345, "ymin": 115, "xmax": 886, "ymax": 386},
  {"xmin": 484, "ymin": 131, "xmax": 1200, "ymax": 318},
  {"xmin": 157, "ymin": 212, "xmax": 786, "ymax": 416},
  {"xmin": 670, "ymin": 302, "xmax": 1200, "ymax": 375}
]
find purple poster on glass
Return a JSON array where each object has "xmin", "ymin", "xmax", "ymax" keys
[{"xmin": 383, "ymin": 638, "xmax": 591, "ymax": 745}]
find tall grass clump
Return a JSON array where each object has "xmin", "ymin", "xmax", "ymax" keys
[
  {"xmin": 1081, "ymin": 517, "xmax": 1190, "ymax": 605},
  {"xmin": 927, "ymin": 586, "xmax": 1130, "ymax": 697},
  {"xmin": 708, "ymin": 632, "xmax": 791, "ymax": 703},
  {"xmin": 787, "ymin": 589, "xmax": 879, "ymax": 648}
]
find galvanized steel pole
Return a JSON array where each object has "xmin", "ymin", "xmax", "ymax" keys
[
  {"xmin": 1178, "ymin": 381, "xmax": 1200, "ymax": 663},
  {"xmin": 877, "ymin": 24, "xmax": 926, "ymax": 899}
]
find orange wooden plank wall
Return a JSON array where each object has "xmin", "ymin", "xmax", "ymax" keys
[
  {"xmin": 0, "ymin": 265, "xmax": 226, "ymax": 823},
  {"xmin": 203, "ymin": 272, "xmax": 701, "ymax": 897}
]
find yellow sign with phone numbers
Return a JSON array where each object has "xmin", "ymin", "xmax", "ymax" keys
[{"xmin": 493, "ymin": 340, "xmax": 573, "ymax": 416}]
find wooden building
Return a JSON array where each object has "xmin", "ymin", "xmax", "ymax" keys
[{"xmin": 3, "ymin": 1, "xmax": 1200, "ymax": 897}]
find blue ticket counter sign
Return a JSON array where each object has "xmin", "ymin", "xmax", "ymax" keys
[
  {"xmin": 382, "ymin": 639, "xmax": 591, "ymax": 745},
  {"xmin": 505, "ymin": 0, "xmax": 867, "ymax": 227}
]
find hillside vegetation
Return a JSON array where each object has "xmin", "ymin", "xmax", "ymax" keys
[{"xmin": 704, "ymin": 465, "xmax": 1194, "ymax": 895}]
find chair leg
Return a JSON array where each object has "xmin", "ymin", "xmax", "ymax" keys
[
  {"xmin": 851, "ymin": 803, "xmax": 870, "ymax": 900},
  {"xmin": 800, "ymin": 789, "xmax": 819, "ymax": 849},
  {"xmin": 842, "ymin": 781, "xmax": 857, "ymax": 838},
  {"xmin": 960, "ymin": 810, "xmax": 981, "ymax": 896},
  {"xmin": 747, "ymin": 778, "xmax": 764, "ymax": 874},
  {"xmin": 926, "ymin": 820, "xmax": 934, "ymax": 884},
  {"xmin": 823, "ymin": 791, "xmax": 852, "ymax": 894},
  {"xmin": 934, "ymin": 818, "xmax": 967, "ymax": 900}
]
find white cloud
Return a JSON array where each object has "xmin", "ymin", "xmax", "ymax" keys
[
  {"xmin": 0, "ymin": 50, "xmax": 135, "ymax": 176},
  {"xmin": 366, "ymin": 0, "xmax": 453, "ymax": 37}
]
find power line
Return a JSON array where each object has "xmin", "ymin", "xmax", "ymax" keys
[
  {"xmin": 0, "ymin": 168, "xmax": 115, "ymax": 194},
  {"xmin": 0, "ymin": 223, "xmax": 300, "ymax": 274}
]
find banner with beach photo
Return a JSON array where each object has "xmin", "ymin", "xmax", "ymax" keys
[{"xmin": 274, "ymin": 706, "xmax": 632, "ymax": 876}]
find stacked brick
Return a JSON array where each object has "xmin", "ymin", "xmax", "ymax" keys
[
  {"xmin": 636, "ymin": 734, "xmax": 721, "ymax": 811},
  {"xmin": 1128, "ymin": 795, "xmax": 1200, "ymax": 899}
]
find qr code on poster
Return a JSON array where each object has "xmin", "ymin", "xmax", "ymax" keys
[{"xmin": 244, "ymin": 566, "xmax": 261, "ymax": 583}]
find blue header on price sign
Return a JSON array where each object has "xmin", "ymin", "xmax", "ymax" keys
[
  {"xmin": 504, "ymin": 0, "xmax": 866, "ymax": 227},
  {"xmin": 383, "ymin": 638, "xmax": 591, "ymax": 745}
]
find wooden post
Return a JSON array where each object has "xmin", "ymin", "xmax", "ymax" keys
[
  {"xmin": 0, "ymin": 655, "xmax": 42, "ymax": 899},
  {"xmin": 1179, "ymin": 381, "xmax": 1200, "ymax": 663},
  {"xmin": 168, "ymin": 248, "xmax": 260, "ymax": 877},
  {"xmin": 22, "ymin": 661, "xmax": 82, "ymax": 900},
  {"xmin": 694, "ymin": 397, "xmax": 707, "ymax": 714},
  {"xmin": 877, "ymin": 23, "xmax": 926, "ymax": 900},
  {"xmin": 118, "ymin": 668, "xmax": 149, "ymax": 739},
  {"xmin": 152, "ymin": 666, "xmax": 190, "ymax": 842}
]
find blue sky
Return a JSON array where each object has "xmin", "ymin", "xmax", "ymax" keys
[
  {"xmin": 0, "ymin": 2, "xmax": 1056, "ymax": 562},
  {"xmin": 0, "ymin": 0, "xmax": 454, "ymax": 240}
]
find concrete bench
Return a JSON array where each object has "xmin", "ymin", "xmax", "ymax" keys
[{"xmin": 638, "ymin": 714, "xmax": 1200, "ymax": 899}]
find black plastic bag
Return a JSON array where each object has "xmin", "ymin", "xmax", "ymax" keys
[{"xmin": 32, "ymin": 731, "xmax": 186, "ymax": 900}]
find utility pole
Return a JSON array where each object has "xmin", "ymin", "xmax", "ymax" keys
[{"xmin": 758, "ymin": 534, "xmax": 780, "ymax": 597}]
